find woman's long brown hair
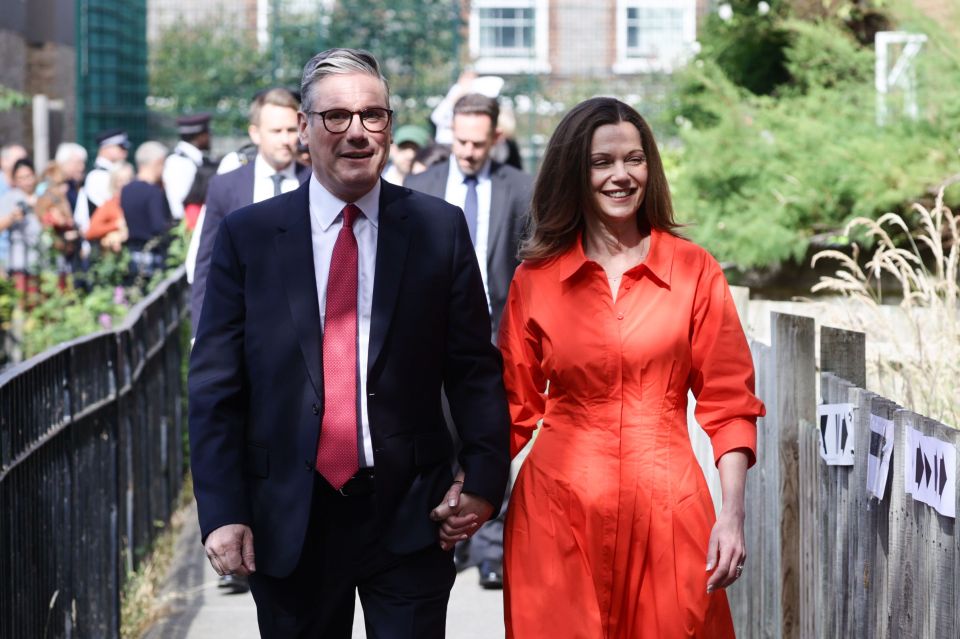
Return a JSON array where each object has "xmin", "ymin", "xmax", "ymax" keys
[{"xmin": 520, "ymin": 97, "xmax": 680, "ymax": 262}]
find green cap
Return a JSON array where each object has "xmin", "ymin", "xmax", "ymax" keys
[{"xmin": 393, "ymin": 124, "xmax": 430, "ymax": 148}]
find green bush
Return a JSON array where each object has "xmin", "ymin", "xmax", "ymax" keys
[
  {"xmin": 668, "ymin": 17, "xmax": 960, "ymax": 268},
  {"xmin": 3, "ymin": 228, "xmax": 189, "ymax": 361}
]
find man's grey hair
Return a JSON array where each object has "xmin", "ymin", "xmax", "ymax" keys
[
  {"xmin": 54, "ymin": 142, "xmax": 88, "ymax": 165},
  {"xmin": 135, "ymin": 141, "xmax": 168, "ymax": 168},
  {"xmin": 300, "ymin": 48, "xmax": 390, "ymax": 112}
]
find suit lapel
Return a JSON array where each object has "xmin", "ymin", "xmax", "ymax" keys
[
  {"xmin": 275, "ymin": 181, "xmax": 323, "ymax": 398},
  {"xmin": 486, "ymin": 163, "xmax": 509, "ymax": 268},
  {"xmin": 368, "ymin": 181, "xmax": 412, "ymax": 376}
]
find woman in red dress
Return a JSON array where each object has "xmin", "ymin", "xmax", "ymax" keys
[{"xmin": 498, "ymin": 98, "xmax": 765, "ymax": 638}]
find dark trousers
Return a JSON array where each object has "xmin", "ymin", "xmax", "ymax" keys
[{"xmin": 249, "ymin": 474, "xmax": 456, "ymax": 639}]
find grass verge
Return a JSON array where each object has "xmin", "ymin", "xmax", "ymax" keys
[{"xmin": 120, "ymin": 475, "xmax": 194, "ymax": 639}]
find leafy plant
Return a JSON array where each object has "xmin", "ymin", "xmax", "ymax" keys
[
  {"xmin": 0, "ymin": 84, "xmax": 28, "ymax": 112},
  {"xmin": 5, "ymin": 227, "xmax": 186, "ymax": 362},
  {"xmin": 667, "ymin": 18, "xmax": 960, "ymax": 269}
]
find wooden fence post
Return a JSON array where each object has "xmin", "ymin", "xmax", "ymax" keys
[
  {"xmin": 771, "ymin": 312, "xmax": 816, "ymax": 639},
  {"xmin": 849, "ymin": 387, "xmax": 876, "ymax": 637},
  {"xmin": 870, "ymin": 397, "xmax": 898, "ymax": 639},
  {"xmin": 921, "ymin": 418, "xmax": 957, "ymax": 639},
  {"xmin": 820, "ymin": 326, "xmax": 866, "ymax": 389}
]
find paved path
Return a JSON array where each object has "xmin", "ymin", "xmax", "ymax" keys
[{"xmin": 144, "ymin": 500, "xmax": 505, "ymax": 638}]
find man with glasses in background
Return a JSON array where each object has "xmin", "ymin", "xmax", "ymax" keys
[{"xmin": 188, "ymin": 48, "xmax": 510, "ymax": 637}]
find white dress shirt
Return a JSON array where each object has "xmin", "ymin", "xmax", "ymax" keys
[
  {"xmin": 309, "ymin": 174, "xmax": 380, "ymax": 468},
  {"xmin": 253, "ymin": 154, "xmax": 300, "ymax": 202},
  {"xmin": 443, "ymin": 156, "xmax": 491, "ymax": 309},
  {"xmin": 73, "ymin": 157, "xmax": 116, "ymax": 235}
]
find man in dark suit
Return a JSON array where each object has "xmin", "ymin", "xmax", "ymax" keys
[
  {"xmin": 189, "ymin": 87, "xmax": 309, "ymax": 338},
  {"xmin": 405, "ymin": 93, "xmax": 531, "ymax": 588},
  {"xmin": 188, "ymin": 48, "xmax": 510, "ymax": 638}
]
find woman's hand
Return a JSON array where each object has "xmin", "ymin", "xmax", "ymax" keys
[
  {"xmin": 706, "ymin": 448, "xmax": 750, "ymax": 593},
  {"xmin": 705, "ymin": 506, "xmax": 745, "ymax": 593}
]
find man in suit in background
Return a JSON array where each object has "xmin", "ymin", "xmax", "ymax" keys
[
  {"xmin": 188, "ymin": 48, "xmax": 510, "ymax": 637},
  {"xmin": 189, "ymin": 87, "xmax": 309, "ymax": 339},
  {"xmin": 405, "ymin": 92, "xmax": 531, "ymax": 588}
]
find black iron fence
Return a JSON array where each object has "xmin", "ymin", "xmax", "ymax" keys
[{"xmin": 0, "ymin": 266, "xmax": 189, "ymax": 639}]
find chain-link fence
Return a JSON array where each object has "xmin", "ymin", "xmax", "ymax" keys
[{"xmin": 78, "ymin": 0, "xmax": 150, "ymax": 155}]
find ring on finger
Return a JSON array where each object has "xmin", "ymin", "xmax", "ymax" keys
[{"xmin": 735, "ymin": 563, "xmax": 744, "ymax": 578}]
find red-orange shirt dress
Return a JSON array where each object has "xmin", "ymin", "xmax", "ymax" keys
[{"xmin": 499, "ymin": 229, "xmax": 765, "ymax": 638}]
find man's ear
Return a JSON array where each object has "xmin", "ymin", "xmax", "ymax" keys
[
  {"xmin": 248, "ymin": 124, "xmax": 261, "ymax": 147},
  {"xmin": 297, "ymin": 111, "xmax": 310, "ymax": 147},
  {"xmin": 493, "ymin": 127, "xmax": 505, "ymax": 145}
]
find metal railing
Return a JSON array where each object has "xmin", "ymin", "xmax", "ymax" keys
[{"xmin": 0, "ymin": 266, "xmax": 189, "ymax": 639}]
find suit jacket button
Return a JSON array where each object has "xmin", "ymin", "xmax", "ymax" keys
[
  {"xmin": 304, "ymin": 460, "xmax": 312, "ymax": 471},
  {"xmin": 312, "ymin": 403, "xmax": 320, "ymax": 415}
]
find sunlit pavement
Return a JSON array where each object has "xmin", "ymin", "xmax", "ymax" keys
[{"xmin": 143, "ymin": 500, "xmax": 505, "ymax": 639}]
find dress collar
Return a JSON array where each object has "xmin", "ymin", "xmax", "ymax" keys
[{"xmin": 556, "ymin": 227, "xmax": 675, "ymax": 288}]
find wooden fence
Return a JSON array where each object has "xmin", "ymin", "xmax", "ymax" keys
[{"xmin": 690, "ymin": 293, "xmax": 960, "ymax": 638}]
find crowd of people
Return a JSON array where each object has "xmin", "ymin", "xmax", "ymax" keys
[
  {"xmin": 0, "ymin": 129, "xmax": 180, "ymax": 298},
  {"xmin": 0, "ymin": 75, "xmax": 512, "ymax": 304}
]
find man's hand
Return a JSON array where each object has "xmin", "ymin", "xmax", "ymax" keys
[
  {"xmin": 204, "ymin": 524, "xmax": 256, "ymax": 578},
  {"xmin": 429, "ymin": 472, "xmax": 495, "ymax": 551}
]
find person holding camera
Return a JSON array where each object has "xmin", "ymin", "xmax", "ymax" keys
[{"xmin": 0, "ymin": 158, "xmax": 44, "ymax": 293}]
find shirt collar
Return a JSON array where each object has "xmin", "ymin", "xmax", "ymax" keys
[
  {"xmin": 175, "ymin": 140, "xmax": 204, "ymax": 165},
  {"xmin": 557, "ymin": 227, "xmax": 675, "ymax": 287},
  {"xmin": 255, "ymin": 154, "xmax": 297, "ymax": 180},
  {"xmin": 94, "ymin": 157, "xmax": 115, "ymax": 171},
  {"xmin": 309, "ymin": 173, "xmax": 381, "ymax": 232},
  {"xmin": 447, "ymin": 155, "xmax": 492, "ymax": 184}
]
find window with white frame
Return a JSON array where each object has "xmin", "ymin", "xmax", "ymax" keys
[
  {"xmin": 614, "ymin": 0, "xmax": 696, "ymax": 73},
  {"xmin": 470, "ymin": 0, "xmax": 550, "ymax": 74}
]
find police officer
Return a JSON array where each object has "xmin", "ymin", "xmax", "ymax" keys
[
  {"xmin": 163, "ymin": 113, "xmax": 215, "ymax": 223},
  {"xmin": 73, "ymin": 128, "xmax": 130, "ymax": 237}
]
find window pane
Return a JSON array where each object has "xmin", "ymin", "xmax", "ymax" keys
[
  {"xmin": 624, "ymin": 5, "xmax": 687, "ymax": 61},
  {"xmin": 478, "ymin": 6, "xmax": 536, "ymax": 58}
]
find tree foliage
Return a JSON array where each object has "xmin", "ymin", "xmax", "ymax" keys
[
  {"xmin": 150, "ymin": 20, "xmax": 270, "ymax": 134},
  {"xmin": 319, "ymin": 0, "xmax": 460, "ymax": 127},
  {"xmin": 667, "ymin": 12, "xmax": 960, "ymax": 269},
  {"xmin": 149, "ymin": 1, "xmax": 461, "ymax": 136}
]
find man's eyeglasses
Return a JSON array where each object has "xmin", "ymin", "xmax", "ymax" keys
[{"xmin": 306, "ymin": 108, "xmax": 393, "ymax": 134}]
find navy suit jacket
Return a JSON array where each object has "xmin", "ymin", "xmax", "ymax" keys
[
  {"xmin": 404, "ymin": 161, "xmax": 531, "ymax": 335},
  {"xmin": 190, "ymin": 161, "xmax": 310, "ymax": 336},
  {"xmin": 188, "ymin": 178, "xmax": 511, "ymax": 578}
]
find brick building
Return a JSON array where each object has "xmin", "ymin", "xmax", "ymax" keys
[{"xmin": 465, "ymin": 0, "xmax": 708, "ymax": 79}]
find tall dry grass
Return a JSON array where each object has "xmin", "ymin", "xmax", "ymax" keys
[{"xmin": 811, "ymin": 188, "xmax": 959, "ymax": 428}]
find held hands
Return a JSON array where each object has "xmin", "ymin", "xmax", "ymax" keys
[
  {"xmin": 429, "ymin": 471, "xmax": 495, "ymax": 551},
  {"xmin": 205, "ymin": 523, "xmax": 256, "ymax": 578},
  {"xmin": 705, "ymin": 506, "xmax": 746, "ymax": 594}
]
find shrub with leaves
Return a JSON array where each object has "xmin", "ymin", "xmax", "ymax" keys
[
  {"xmin": 668, "ymin": 13, "xmax": 960, "ymax": 270},
  {"xmin": 3, "ymin": 225, "xmax": 190, "ymax": 363}
]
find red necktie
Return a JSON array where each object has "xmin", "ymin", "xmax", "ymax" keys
[{"xmin": 315, "ymin": 204, "xmax": 361, "ymax": 489}]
